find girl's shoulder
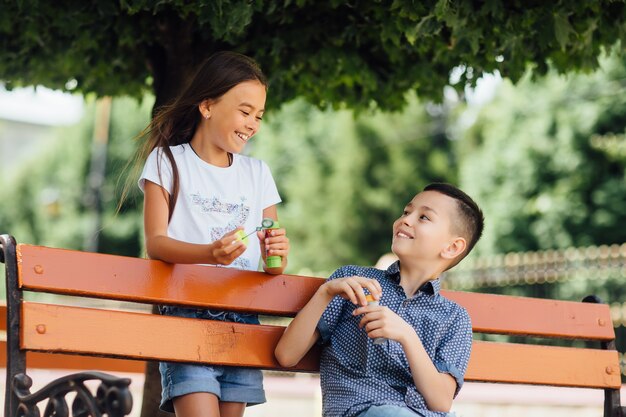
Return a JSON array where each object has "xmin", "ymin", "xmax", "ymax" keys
[
  {"xmin": 235, "ymin": 153, "xmax": 263, "ymax": 164},
  {"xmin": 234, "ymin": 153, "xmax": 270, "ymax": 171},
  {"xmin": 147, "ymin": 143, "xmax": 187, "ymax": 158}
]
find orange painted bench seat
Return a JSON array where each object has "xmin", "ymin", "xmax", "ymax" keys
[{"xmin": 2, "ymin": 237, "xmax": 624, "ymax": 417}]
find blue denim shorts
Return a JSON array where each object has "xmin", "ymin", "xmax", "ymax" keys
[{"xmin": 158, "ymin": 306, "xmax": 266, "ymax": 412}]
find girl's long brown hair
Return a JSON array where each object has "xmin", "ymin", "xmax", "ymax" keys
[{"xmin": 119, "ymin": 52, "xmax": 268, "ymax": 221}]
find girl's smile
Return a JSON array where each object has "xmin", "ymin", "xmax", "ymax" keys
[{"xmin": 236, "ymin": 132, "xmax": 250, "ymax": 142}]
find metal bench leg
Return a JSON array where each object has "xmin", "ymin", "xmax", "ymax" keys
[
  {"xmin": 2, "ymin": 234, "xmax": 25, "ymax": 417},
  {"xmin": 12, "ymin": 371, "xmax": 133, "ymax": 417}
]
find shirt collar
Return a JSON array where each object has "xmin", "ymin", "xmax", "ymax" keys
[{"xmin": 384, "ymin": 260, "xmax": 440, "ymax": 296}]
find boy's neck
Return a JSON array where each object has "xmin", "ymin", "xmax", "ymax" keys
[{"xmin": 397, "ymin": 259, "xmax": 444, "ymax": 298}]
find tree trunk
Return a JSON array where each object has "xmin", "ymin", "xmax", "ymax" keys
[
  {"xmin": 139, "ymin": 12, "xmax": 206, "ymax": 417},
  {"xmin": 83, "ymin": 97, "xmax": 112, "ymax": 253},
  {"xmin": 146, "ymin": 11, "xmax": 200, "ymax": 113},
  {"xmin": 140, "ymin": 306, "xmax": 170, "ymax": 417}
]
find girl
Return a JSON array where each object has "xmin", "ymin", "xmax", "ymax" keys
[{"xmin": 137, "ymin": 52, "xmax": 289, "ymax": 417}]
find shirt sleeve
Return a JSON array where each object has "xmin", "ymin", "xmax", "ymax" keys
[
  {"xmin": 138, "ymin": 147, "xmax": 174, "ymax": 194},
  {"xmin": 316, "ymin": 267, "xmax": 351, "ymax": 345},
  {"xmin": 260, "ymin": 161, "xmax": 281, "ymax": 209},
  {"xmin": 433, "ymin": 306, "xmax": 473, "ymax": 397}
]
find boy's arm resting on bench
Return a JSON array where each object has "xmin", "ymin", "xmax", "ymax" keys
[
  {"xmin": 274, "ymin": 286, "xmax": 329, "ymax": 367},
  {"xmin": 275, "ymin": 276, "xmax": 382, "ymax": 368}
]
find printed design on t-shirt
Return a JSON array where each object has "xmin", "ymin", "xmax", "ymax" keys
[{"xmin": 190, "ymin": 193, "xmax": 251, "ymax": 269}]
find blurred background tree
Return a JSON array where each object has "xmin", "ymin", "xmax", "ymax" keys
[
  {"xmin": 458, "ymin": 51, "xmax": 626, "ymax": 256},
  {"xmin": 0, "ymin": 97, "xmax": 153, "ymax": 257}
]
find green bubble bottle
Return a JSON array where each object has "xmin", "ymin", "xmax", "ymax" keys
[{"xmin": 262, "ymin": 218, "xmax": 282, "ymax": 268}]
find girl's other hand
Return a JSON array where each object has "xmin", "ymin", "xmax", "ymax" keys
[
  {"xmin": 257, "ymin": 227, "xmax": 290, "ymax": 261},
  {"xmin": 210, "ymin": 227, "xmax": 247, "ymax": 265}
]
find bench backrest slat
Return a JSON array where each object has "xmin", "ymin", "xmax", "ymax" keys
[
  {"xmin": 18, "ymin": 244, "xmax": 324, "ymax": 317},
  {"xmin": 0, "ymin": 305, "xmax": 6, "ymax": 328},
  {"xmin": 21, "ymin": 302, "xmax": 621, "ymax": 389},
  {"xmin": 0, "ymin": 342, "xmax": 145, "ymax": 373},
  {"xmin": 467, "ymin": 340, "xmax": 621, "ymax": 388},
  {"xmin": 21, "ymin": 302, "xmax": 320, "ymax": 372},
  {"xmin": 2, "ymin": 306, "xmax": 144, "ymax": 373},
  {"xmin": 444, "ymin": 290, "xmax": 614, "ymax": 340},
  {"xmin": 18, "ymin": 244, "xmax": 615, "ymax": 341}
]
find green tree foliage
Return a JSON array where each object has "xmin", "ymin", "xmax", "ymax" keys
[
  {"xmin": 1, "ymin": 1, "xmax": 625, "ymax": 110},
  {"xmin": 458, "ymin": 51, "xmax": 626, "ymax": 256},
  {"xmin": 253, "ymin": 95, "xmax": 456, "ymax": 274}
]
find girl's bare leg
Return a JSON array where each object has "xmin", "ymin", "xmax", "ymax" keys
[
  {"xmin": 173, "ymin": 392, "xmax": 220, "ymax": 417},
  {"xmin": 220, "ymin": 402, "xmax": 246, "ymax": 417}
]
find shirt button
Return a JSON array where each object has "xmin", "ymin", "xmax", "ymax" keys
[{"xmin": 402, "ymin": 300, "xmax": 410, "ymax": 307}]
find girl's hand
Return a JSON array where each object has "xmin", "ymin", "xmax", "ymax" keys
[
  {"xmin": 210, "ymin": 228, "xmax": 247, "ymax": 265},
  {"xmin": 257, "ymin": 227, "xmax": 290, "ymax": 262},
  {"xmin": 353, "ymin": 304, "xmax": 414, "ymax": 344},
  {"xmin": 322, "ymin": 276, "xmax": 382, "ymax": 307}
]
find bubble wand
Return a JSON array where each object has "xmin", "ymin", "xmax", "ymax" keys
[{"xmin": 235, "ymin": 228, "xmax": 261, "ymax": 244}]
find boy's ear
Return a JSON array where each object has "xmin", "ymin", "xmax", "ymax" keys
[{"xmin": 441, "ymin": 237, "xmax": 467, "ymax": 261}]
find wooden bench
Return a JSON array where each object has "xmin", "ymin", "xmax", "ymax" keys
[{"xmin": 1, "ymin": 234, "xmax": 624, "ymax": 417}]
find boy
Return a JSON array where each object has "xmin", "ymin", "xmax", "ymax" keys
[{"xmin": 275, "ymin": 183, "xmax": 484, "ymax": 417}]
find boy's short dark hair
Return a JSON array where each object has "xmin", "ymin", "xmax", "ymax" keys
[{"xmin": 423, "ymin": 183, "xmax": 484, "ymax": 266}]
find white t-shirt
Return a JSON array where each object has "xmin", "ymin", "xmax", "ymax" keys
[{"xmin": 138, "ymin": 143, "xmax": 281, "ymax": 271}]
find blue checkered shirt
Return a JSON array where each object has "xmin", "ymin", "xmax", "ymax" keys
[{"xmin": 317, "ymin": 262, "xmax": 472, "ymax": 417}]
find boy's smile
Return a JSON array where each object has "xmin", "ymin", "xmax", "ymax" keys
[{"xmin": 395, "ymin": 230, "xmax": 414, "ymax": 239}]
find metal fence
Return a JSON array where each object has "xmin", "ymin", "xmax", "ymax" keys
[{"xmin": 444, "ymin": 243, "xmax": 626, "ymax": 289}]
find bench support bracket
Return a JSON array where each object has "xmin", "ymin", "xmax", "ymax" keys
[
  {"xmin": 11, "ymin": 371, "xmax": 132, "ymax": 417},
  {"xmin": 2, "ymin": 234, "xmax": 24, "ymax": 417}
]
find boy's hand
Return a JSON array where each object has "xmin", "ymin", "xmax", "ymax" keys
[
  {"xmin": 257, "ymin": 227, "xmax": 290, "ymax": 261},
  {"xmin": 210, "ymin": 227, "xmax": 247, "ymax": 265},
  {"xmin": 322, "ymin": 276, "xmax": 382, "ymax": 307},
  {"xmin": 353, "ymin": 304, "xmax": 415, "ymax": 344}
]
